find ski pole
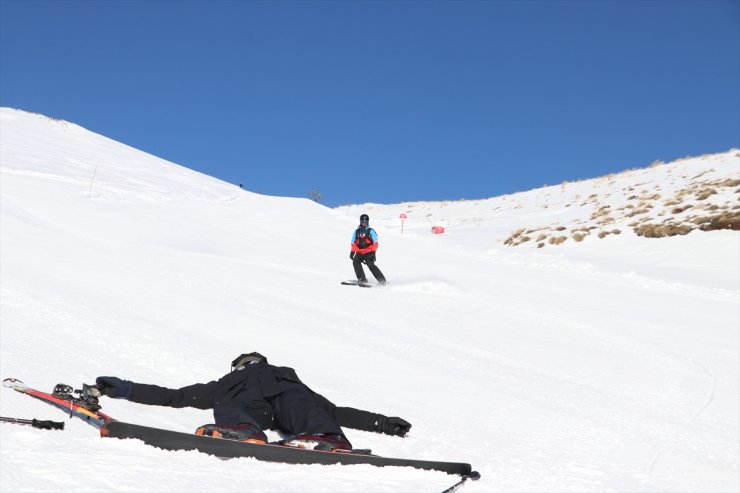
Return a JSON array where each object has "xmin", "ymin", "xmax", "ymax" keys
[
  {"xmin": 0, "ymin": 416, "xmax": 65, "ymax": 430},
  {"xmin": 440, "ymin": 471, "xmax": 481, "ymax": 493}
]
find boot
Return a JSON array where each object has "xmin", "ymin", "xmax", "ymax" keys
[
  {"xmin": 195, "ymin": 423, "xmax": 267, "ymax": 444},
  {"xmin": 287, "ymin": 432, "xmax": 352, "ymax": 451}
]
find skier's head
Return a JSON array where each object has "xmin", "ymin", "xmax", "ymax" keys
[
  {"xmin": 231, "ymin": 352, "xmax": 268, "ymax": 371},
  {"xmin": 360, "ymin": 214, "xmax": 369, "ymax": 227}
]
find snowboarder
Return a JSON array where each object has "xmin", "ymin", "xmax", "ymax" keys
[
  {"xmin": 95, "ymin": 352, "xmax": 410, "ymax": 450},
  {"xmin": 350, "ymin": 214, "xmax": 387, "ymax": 285}
]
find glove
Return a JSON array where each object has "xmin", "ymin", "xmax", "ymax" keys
[
  {"xmin": 95, "ymin": 376, "xmax": 134, "ymax": 399},
  {"xmin": 349, "ymin": 252, "xmax": 356, "ymax": 260},
  {"xmin": 378, "ymin": 416, "xmax": 412, "ymax": 437}
]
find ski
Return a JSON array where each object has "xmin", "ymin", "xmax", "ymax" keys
[
  {"xmin": 2, "ymin": 378, "xmax": 113, "ymax": 429},
  {"xmin": 341, "ymin": 280, "xmax": 385, "ymax": 288},
  {"xmin": 4, "ymin": 378, "xmax": 479, "ymax": 481},
  {"xmin": 103, "ymin": 421, "xmax": 475, "ymax": 476}
]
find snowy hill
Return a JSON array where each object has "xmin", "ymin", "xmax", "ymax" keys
[{"xmin": 1, "ymin": 108, "xmax": 738, "ymax": 492}]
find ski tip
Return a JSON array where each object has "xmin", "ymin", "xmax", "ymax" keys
[{"xmin": 3, "ymin": 378, "xmax": 24, "ymax": 388}]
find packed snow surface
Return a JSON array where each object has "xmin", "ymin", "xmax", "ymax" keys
[{"xmin": 1, "ymin": 108, "xmax": 738, "ymax": 492}]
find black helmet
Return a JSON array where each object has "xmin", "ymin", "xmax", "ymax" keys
[
  {"xmin": 360, "ymin": 214, "xmax": 369, "ymax": 225},
  {"xmin": 231, "ymin": 352, "xmax": 268, "ymax": 370}
]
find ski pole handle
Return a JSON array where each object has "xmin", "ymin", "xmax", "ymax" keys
[{"xmin": 32, "ymin": 419, "xmax": 64, "ymax": 430}]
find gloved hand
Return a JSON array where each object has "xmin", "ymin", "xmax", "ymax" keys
[
  {"xmin": 378, "ymin": 416, "xmax": 412, "ymax": 437},
  {"xmin": 95, "ymin": 376, "xmax": 134, "ymax": 399},
  {"xmin": 349, "ymin": 252, "xmax": 356, "ymax": 260}
]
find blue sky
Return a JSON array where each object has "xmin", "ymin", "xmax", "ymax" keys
[{"xmin": 1, "ymin": 0, "xmax": 738, "ymax": 207}]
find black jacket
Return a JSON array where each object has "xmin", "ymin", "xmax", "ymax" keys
[{"xmin": 126, "ymin": 362, "xmax": 385, "ymax": 432}]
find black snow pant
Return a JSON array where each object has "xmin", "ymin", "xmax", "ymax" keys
[
  {"xmin": 353, "ymin": 253, "xmax": 386, "ymax": 282},
  {"xmin": 270, "ymin": 388, "xmax": 344, "ymax": 436}
]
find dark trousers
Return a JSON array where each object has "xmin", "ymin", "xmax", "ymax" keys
[
  {"xmin": 271, "ymin": 389, "xmax": 343, "ymax": 436},
  {"xmin": 353, "ymin": 253, "xmax": 386, "ymax": 282}
]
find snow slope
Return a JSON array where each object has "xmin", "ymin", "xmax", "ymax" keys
[{"xmin": 1, "ymin": 108, "xmax": 738, "ymax": 492}]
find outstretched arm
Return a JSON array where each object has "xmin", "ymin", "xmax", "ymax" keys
[
  {"xmin": 335, "ymin": 406, "xmax": 411, "ymax": 436},
  {"xmin": 312, "ymin": 393, "xmax": 412, "ymax": 436},
  {"xmin": 96, "ymin": 376, "xmax": 219, "ymax": 410}
]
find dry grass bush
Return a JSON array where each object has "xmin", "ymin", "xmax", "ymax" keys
[
  {"xmin": 536, "ymin": 233, "xmax": 548, "ymax": 241},
  {"xmin": 696, "ymin": 188, "xmax": 717, "ymax": 200},
  {"xmin": 697, "ymin": 212, "xmax": 740, "ymax": 231},
  {"xmin": 572, "ymin": 233, "xmax": 586, "ymax": 242},
  {"xmin": 537, "ymin": 243, "xmax": 545, "ymax": 248},
  {"xmin": 591, "ymin": 206, "xmax": 611, "ymax": 220},
  {"xmin": 672, "ymin": 205, "xmax": 693, "ymax": 214},
  {"xmin": 634, "ymin": 223, "xmax": 693, "ymax": 238},
  {"xmin": 504, "ymin": 228, "xmax": 526, "ymax": 245},
  {"xmin": 549, "ymin": 236, "xmax": 567, "ymax": 245},
  {"xmin": 627, "ymin": 208, "xmax": 650, "ymax": 217},
  {"xmin": 708, "ymin": 178, "xmax": 740, "ymax": 187},
  {"xmin": 664, "ymin": 198, "xmax": 682, "ymax": 206}
]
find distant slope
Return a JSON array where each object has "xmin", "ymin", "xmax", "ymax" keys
[{"xmin": 341, "ymin": 149, "xmax": 740, "ymax": 247}]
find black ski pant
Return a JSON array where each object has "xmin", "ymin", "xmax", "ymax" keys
[
  {"xmin": 353, "ymin": 253, "xmax": 386, "ymax": 282},
  {"xmin": 270, "ymin": 388, "xmax": 344, "ymax": 436}
]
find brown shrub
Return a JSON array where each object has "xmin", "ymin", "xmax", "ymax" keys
[
  {"xmin": 611, "ymin": 229, "xmax": 621, "ymax": 235},
  {"xmin": 536, "ymin": 233, "xmax": 547, "ymax": 241},
  {"xmin": 572, "ymin": 233, "xmax": 585, "ymax": 242},
  {"xmin": 698, "ymin": 212, "xmax": 740, "ymax": 231},
  {"xmin": 664, "ymin": 198, "xmax": 682, "ymax": 206},
  {"xmin": 537, "ymin": 242, "xmax": 545, "ymax": 248},
  {"xmin": 627, "ymin": 208, "xmax": 650, "ymax": 217},
  {"xmin": 634, "ymin": 223, "xmax": 693, "ymax": 238},
  {"xmin": 717, "ymin": 178, "xmax": 740, "ymax": 187},
  {"xmin": 591, "ymin": 206, "xmax": 611, "ymax": 220},
  {"xmin": 696, "ymin": 189, "xmax": 717, "ymax": 200},
  {"xmin": 549, "ymin": 236, "xmax": 567, "ymax": 245},
  {"xmin": 672, "ymin": 205, "xmax": 693, "ymax": 214}
]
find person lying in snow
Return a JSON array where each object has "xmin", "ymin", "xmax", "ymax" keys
[{"xmin": 96, "ymin": 352, "xmax": 411, "ymax": 450}]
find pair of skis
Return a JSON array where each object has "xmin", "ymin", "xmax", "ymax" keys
[
  {"xmin": 341, "ymin": 280, "xmax": 384, "ymax": 288},
  {"xmin": 2, "ymin": 378, "xmax": 479, "ymax": 490}
]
